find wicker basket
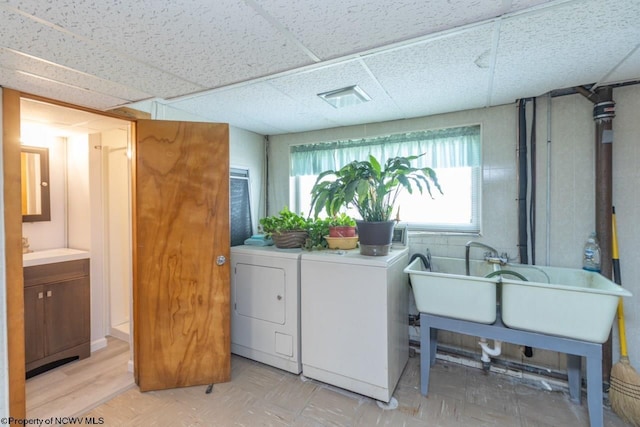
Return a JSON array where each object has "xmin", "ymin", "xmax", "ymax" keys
[{"xmin": 271, "ymin": 230, "xmax": 308, "ymax": 248}]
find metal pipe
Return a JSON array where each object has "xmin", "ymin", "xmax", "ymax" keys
[
  {"xmin": 577, "ymin": 85, "xmax": 615, "ymax": 385},
  {"xmin": 516, "ymin": 99, "xmax": 528, "ymax": 263},
  {"xmin": 465, "ymin": 240, "xmax": 499, "ymax": 275},
  {"xmin": 546, "ymin": 93, "xmax": 552, "ymax": 266}
]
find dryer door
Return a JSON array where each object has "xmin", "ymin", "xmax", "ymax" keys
[{"xmin": 235, "ymin": 263, "xmax": 285, "ymax": 324}]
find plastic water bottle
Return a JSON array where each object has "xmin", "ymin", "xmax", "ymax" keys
[{"xmin": 583, "ymin": 232, "xmax": 601, "ymax": 272}]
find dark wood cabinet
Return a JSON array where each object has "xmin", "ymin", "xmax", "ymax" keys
[{"xmin": 24, "ymin": 258, "xmax": 90, "ymax": 373}]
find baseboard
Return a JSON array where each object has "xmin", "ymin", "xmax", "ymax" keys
[
  {"xmin": 109, "ymin": 325, "xmax": 130, "ymax": 342},
  {"xmin": 91, "ymin": 337, "xmax": 108, "ymax": 353}
]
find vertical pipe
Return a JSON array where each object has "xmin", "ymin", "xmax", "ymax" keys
[
  {"xmin": 529, "ymin": 98, "xmax": 537, "ymax": 265},
  {"xmin": 545, "ymin": 94, "xmax": 552, "ymax": 266},
  {"xmin": 517, "ymin": 99, "xmax": 528, "ymax": 264},
  {"xmin": 593, "ymin": 88, "xmax": 614, "ymax": 281},
  {"xmin": 593, "ymin": 86, "xmax": 615, "ymax": 385}
]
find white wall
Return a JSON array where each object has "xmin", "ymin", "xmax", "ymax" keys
[
  {"xmin": 268, "ymin": 84, "xmax": 640, "ymax": 370},
  {"xmin": 102, "ymin": 128, "xmax": 131, "ymax": 330},
  {"xmin": 88, "ymin": 133, "xmax": 106, "ymax": 348},
  {"xmin": 67, "ymin": 135, "xmax": 91, "ymax": 250}
]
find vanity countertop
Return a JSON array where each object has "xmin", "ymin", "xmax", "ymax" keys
[{"xmin": 23, "ymin": 248, "xmax": 90, "ymax": 267}]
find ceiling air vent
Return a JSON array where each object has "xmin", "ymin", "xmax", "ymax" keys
[{"xmin": 317, "ymin": 85, "xmax": 371, "ymax": 108}]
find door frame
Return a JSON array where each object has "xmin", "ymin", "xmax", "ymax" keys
[{"xmin": 3, "ymin": 90, "xmax": 146, "ymax": 418}]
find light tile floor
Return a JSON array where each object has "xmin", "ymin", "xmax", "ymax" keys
[{"xmin": 85, "ymin": 352, "xmax": 631, "ymax": 426}]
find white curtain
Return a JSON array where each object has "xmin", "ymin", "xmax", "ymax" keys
[{"xmin": 290, "ymin": 125, "xmax": 481, "ymax": 176}]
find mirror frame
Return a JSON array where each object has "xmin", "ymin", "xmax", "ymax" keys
[{"xmin": 21, "ymin": 146, "xmax": 51, "ymax": 222}]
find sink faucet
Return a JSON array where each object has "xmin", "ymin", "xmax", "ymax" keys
[{"xmin": 465, "ymin": 240, "xmax": 508, "ymax": 275}]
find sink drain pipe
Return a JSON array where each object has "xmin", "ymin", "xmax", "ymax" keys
[{"xmin": 479, "ymin": 338, "xmax": 502, "ymax": 371}]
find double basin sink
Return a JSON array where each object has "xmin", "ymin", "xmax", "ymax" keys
[{"xmin": 404, "ymin": 256, "xmax": 631, "ymax": 343}]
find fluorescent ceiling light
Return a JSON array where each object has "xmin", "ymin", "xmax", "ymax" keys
[{"xmin": 317, "ymin": 85, "xmax": 371, "ymax": 108}]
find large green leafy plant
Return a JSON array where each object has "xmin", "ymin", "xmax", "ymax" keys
[
  {"xmin": 310, "ymin": 154, "xmax": 442, "ymax": 222},
  {"xmin": 259, "ymin": 207, "xmax": 310, "ymax": 235},
  {"xmin": 258, "ymin": 207, "xmax": 330, "ymax": 249}
]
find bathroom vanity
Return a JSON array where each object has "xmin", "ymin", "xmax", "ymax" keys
[{"xmin": 23, "ymin": 249, "xmax": 90, "ymax": 373}]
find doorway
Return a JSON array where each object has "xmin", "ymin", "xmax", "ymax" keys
[{"xmin": 19, "ymin": 97, "xmax": 134, "ymax": 410}]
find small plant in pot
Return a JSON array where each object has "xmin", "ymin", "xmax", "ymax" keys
[
  {"xmin": 259, "ymin": 207, "xmax": 311, "ymax": 249},
  {"xmin": 310, "ymin": 154, "xmax": 442, "ymax": 256},
  {"xmin": 328, "ymin": 213, "xmax": 357, "ymax": 237}
]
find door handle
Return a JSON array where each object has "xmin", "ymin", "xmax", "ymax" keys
[{"xmin": 216, "ymin": 255, "xmax": 226, "ymax": 266}]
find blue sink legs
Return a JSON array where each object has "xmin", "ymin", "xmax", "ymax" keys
[{"xmin": 419, "ymin": 313, "xmax": 604, "ymax": 427}]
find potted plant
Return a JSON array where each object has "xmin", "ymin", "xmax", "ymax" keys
[
  {"xmin": 328, "ymin": 213, "xmax": 357, "ymax": 237},
  {"xmin": 259, "ymin": 207, "xmax": 311, "ymax": 248},
  {"xmin": 310, "ymin": 154, "xmax": 441, "ymax": 255}
]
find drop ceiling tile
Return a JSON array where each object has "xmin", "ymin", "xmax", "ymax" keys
[
  {"xmin": 491, "ymin": 0, "xmax": 640, "ymax": 103},
  {"xmin": 169, "ymin": 82, "xmax": 341, "ymax": 135},
  {"xmin": 363, "ymin": 24, "xmax": 494, "ymax": 117},
  {"xmin": 0, "ymin": 6, "xmax": 205, "ymax": 98},
  {"xmin": 267, "ymin": 60, "xmax": 404, "ymax": 126},
  {"xmin": 0, "ymin": 66, "xmax": 130, "ymax": 110},
  {"xmin": 4, "ymin": 0, "xmax": 315, "ymax": 90},
  {"xmin": 0, "ymin": 47, "xmax": 151, "ymax": 102},
  {"xmin": 257, "ymin": 0, "xmax": 549, "ymax": 59},
  {"xmin": 603, "ymin": 46, "xmax": 640, "ymax": 85}
]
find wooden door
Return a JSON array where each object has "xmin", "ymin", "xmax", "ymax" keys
[{"xmin": 134, "ymin": 119, "xmax": 230, "ymax": 391}]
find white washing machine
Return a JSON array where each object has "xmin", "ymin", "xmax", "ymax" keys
[
  {"xmin": 300, "ymin": 247, "xmax": 409, "ymax": 403},
  {"xmin": 230, "ymin": 245, "xmax": 302, "ymax": 374}
]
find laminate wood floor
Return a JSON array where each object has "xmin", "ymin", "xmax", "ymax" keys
[
  {"xmin": 82, "ymin": 350, "xmax": 630, "ymax": 427},
  {"xmin": 26, "ymin": 336, "xmax": 134, "ymax": 421}
]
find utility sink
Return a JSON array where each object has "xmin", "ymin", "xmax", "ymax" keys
[
  {"xmin": 404, "ymin": 256, "xmax": 498, "ymax": 324},
  {"xmin": 499, "ymin": 264, "xmax": 631, "ymax": 343},
  {"xmin": 405, "ymin": 257, "xmax": 632, "ymax": 342}
]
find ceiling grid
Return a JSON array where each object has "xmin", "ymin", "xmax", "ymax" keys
[{"xmin": 0, "ymin": 0, "xmax": 638, "ymax": 135}]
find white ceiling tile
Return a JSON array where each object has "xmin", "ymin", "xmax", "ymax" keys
[
  {"xmin": 0, "ymin": 5, "xmax": 206, "ymax": 98},
  {"xmin": 364, "ymin": 24, "xmax": 494, "ymax": 117},
  {"xmin": 491, "ymin": 0, "xmax": 640, "ymax": 103},
  {"xmin": 0, "ymin": 64, "xmax": 130, "ymax": 110},
  {"xmin": 602, "ymin": 46, "xmax": 640, "ymax": 85},
  {"xmin": 1, "ymin": 0, "xmax": 639, "ymax": 135},
  {"xmin": 267, "ymin": 60, "xmax": 404, "ymax": 125},
  {"xmin": 169, "ymin": 82, "xmax": 341, "ymax": 135},
  {"xmin": 257, "ymin": 0, "xmax": 549, "ymax": 59},
  {"xmin": 0, "ymin": 47, "xmax": 151, "ymax": 103},
  {"xmin": 4, "ymin": 0, "xmax": 315, "ymax": 89}
]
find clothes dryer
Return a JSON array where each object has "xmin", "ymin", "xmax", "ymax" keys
[{"xmin": 230, "ymin": 245, "xmax": 302, "ymax": 374}]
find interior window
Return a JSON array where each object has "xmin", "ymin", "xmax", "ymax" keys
[
  {"xmin": 230, "ymin": 168, "xmax": 253, "ymax": 246},
  {"xmin": 289, "ymin": 126, "xmax": 481, "ymax": 233}
]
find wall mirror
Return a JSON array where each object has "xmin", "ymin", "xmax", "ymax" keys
[{"xmin": 21, "ymin": 146, "xmax": 51, "ymax": 222}]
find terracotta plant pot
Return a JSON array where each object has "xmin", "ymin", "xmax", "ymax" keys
[{"xmin": 329, "ymin": 226, "xmax": 357, "ymax": 238}]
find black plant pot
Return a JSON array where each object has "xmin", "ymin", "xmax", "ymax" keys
[{"xmin": 356, "ymin": 220, "xmax": 395, "ymax": 256}]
